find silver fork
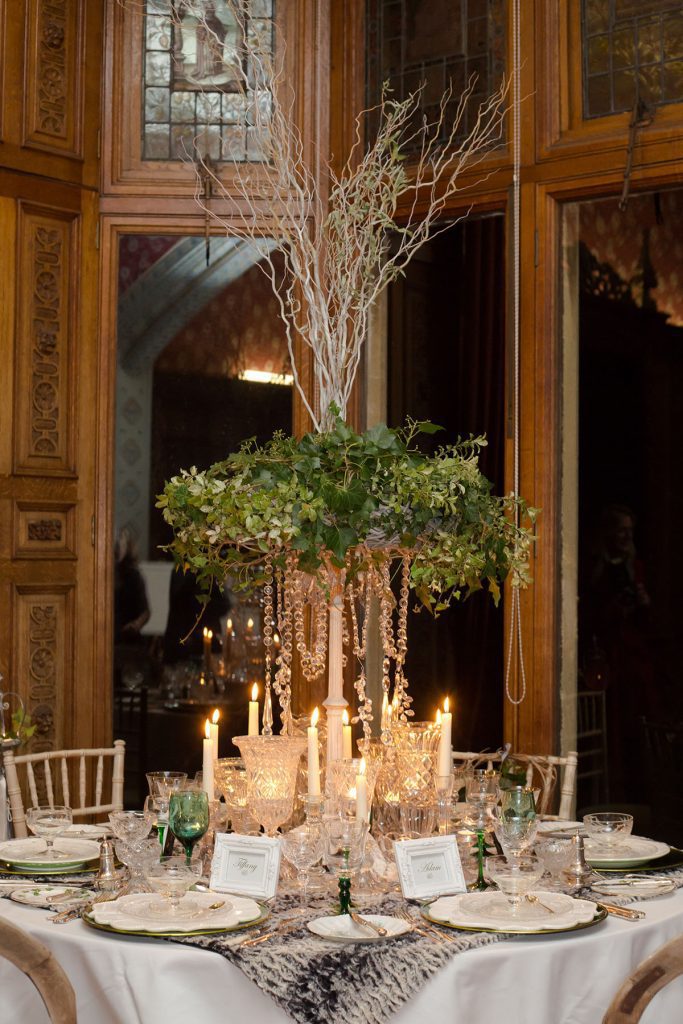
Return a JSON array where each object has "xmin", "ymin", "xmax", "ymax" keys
[{"xmin": 51, "ymin": 891, "xmax": 116, "ymax": 925}]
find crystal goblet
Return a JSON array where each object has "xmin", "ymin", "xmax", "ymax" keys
[
  {"xmin": 233, "ymin": 735, "xmax": 306, "ymax": 836},
  {"xmin": 214, "ymin": 757, "xmax": 258, "ymax": 834},
  {"xmin": 535, "ymin": 837, "xmax": 573, "ymax": 888},
  {"xmin": 26, "ymin": 806, "xmax": 73, "ymax": 860},
  {"xmin": 281, "ymin": 824, "xmax": 324, "ymax": 909},
  {"xmin": 109, "ymin": 810, "xmax": 154, "ymax": 845},
  {"xmin": 485, "ymin": 854, "xmax": 544, "ymax": 914},
  {"xmin": 169, "ymin": 788, "xmax": 210, "ymax": 865},
  {"xmin": 141, "ymin": 856, "xmax": 204, "ymax": 920}
]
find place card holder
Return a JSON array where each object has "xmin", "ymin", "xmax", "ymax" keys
[
  {"xmin": 210, "ymin": 834, "xmax": 282, "ymax": 900},
  {"xmin": 393, "ymin": 835, "xmax": 467, "ymax": 901}
]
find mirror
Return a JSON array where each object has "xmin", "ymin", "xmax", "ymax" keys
[{"xmin": 113, "ymin": 233, "xmax": 292, "ymax": 796}]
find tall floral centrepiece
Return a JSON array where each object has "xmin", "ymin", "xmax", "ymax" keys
[
  {"xmin": 159, "ymin": 418, "xmax": 535, "ymax": 756},
  {"xmin": 156, "ymin": 3, "xmax": 537, "ymax": 763}
]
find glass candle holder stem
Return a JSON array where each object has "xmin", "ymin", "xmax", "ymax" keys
[{"xmin": 476, "ymin": 829, "xmax": 488, "ymax": 891}]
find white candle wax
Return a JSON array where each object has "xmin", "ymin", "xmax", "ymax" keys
[
  {"xmin": 248, "ymin": 684, "xmax": 259, "ymax": 736},
  {"xmin": 307, "ymin": 708, "xmax": 321, "ymax": 797},
  {"xmin": 356, "ymin": 760, "xmax": 368, "ymax": 822},
  {"xmin": 202, "ymin": 721, "xmax": 215, "ymax": 801},
  {"xmin": 438, "ymin": 698, "xmax": 453, "ymax": 779},
  {"xmin": 209, "ymin": 710, "xmax": 220, "ymax": 762},
  {"xmin": 342, "ymin": 710, "xmax": 352, "ymax": 759}
]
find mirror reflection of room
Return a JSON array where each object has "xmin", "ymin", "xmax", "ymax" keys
[
  {"xmin": 572, "ymin": 191, "xmax": 683, "ymax": 844},
  {"xmin": 113, "ymin": 234, "xmax": 291, "ymax": 791}
]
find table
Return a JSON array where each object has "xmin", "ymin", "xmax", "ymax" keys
[{"xmin": 1, "ymin": 888, "xmax": 683, "ymax": 1024}]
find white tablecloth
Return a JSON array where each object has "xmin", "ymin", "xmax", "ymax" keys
[{"xmin": 1, "ymin": 889, "xmax": 683, "ymax": 1024}]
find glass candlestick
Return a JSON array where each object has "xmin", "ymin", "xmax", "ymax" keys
[{"xmin": 435, "ymin": 774, "xmax": 454, "ymax": 835}]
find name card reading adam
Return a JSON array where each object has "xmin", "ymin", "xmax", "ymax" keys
[
  {"xmin": 394, "ymin": 835, "xmax": 466, "ymax": 901},
  {"xmin": 210, "ymin": 833, "xmax": 281, "ymax": 900}
]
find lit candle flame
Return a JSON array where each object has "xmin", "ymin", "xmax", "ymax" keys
[
  {"xmin": 251, "ymin": 683, "xmax": 258, "ymax": 701},
  {"xmin": 204, "ymin": 719, "xmax": 211, "ymax": 739},
  {"xmin": 227, "ymin": 618, "xmax": 233, "ymax": 632},
  {"xmin": 359, "ymin": 756, "xmax": 366, "ymax": 776},
  {"xmin": 203, "ymin": 627, "xmax": 208, "ymax": 638},
  {"xmin": 444, "ymin": 697, "xmax": 450, "ymax": 714},
  {"xmin": 207, "ymin": 629, "xmax": 213, "ymax": 640},
  {"xmin": 273, "ymin": 631, "xmax": 280, "ymax": 647},
  {"xmin": 342, "ymin": 709, "xmax": 349, "ymax": 726},
  {"xmin": 311, "ymin": 707, "xmax": 319, "ymax": 728},
  {"xmin": 211, "ymin": 708, "xmax": 220, "ymax": 725},
  {"xmin": 247, "ymin": 617, "xmax": 254, "ymax": 630}
]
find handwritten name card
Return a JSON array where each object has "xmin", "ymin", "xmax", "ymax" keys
[
  {"xmin": 210, "ymin": 833, "xmax": 281, "ymax": 899},
  {"xmin": 393, "ymin": 835, "xmax": 466, "ymax": 900}
]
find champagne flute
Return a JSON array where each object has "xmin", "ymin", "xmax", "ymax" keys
[{"xmin": 169, "ymin": 788, "xmax": 209, "ymax": 866}]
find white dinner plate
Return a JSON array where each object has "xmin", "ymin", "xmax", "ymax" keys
[
  {"xmin": 427, "ymin": 891, "xmax": 601, "ymax": 934},
  {"xmin": 9, "ymin": 884, "xmax": 97, "ymax": 909},
  {"xmin": 90, "ymin": 891, "xmax": 262, "ymax": 935},
  {"xmin": 537, "ymin": 821, "xmax": 583, "ymax": 833},
  {"xmin": 0, "ymin": 837, "xmax": 100, "ymax": 870},
  {"xmin": 307, "ymin": 915, "xmax": 411, "ymax": 943},
  {"xmin": 584, "ymin": 836, "xmax": 670, "ymax": 868}
]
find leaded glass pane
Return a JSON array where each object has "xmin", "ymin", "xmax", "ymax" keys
[
  {"xmin": 141, "ymin": 1, "xmax": 274, "ymax": 163},
  {"xmin": 582, "ymin": 1, "xmax": 683, "ymax": 118},
  {"xmin": 366, "ymin": 0, "xmax": 506, "ymax": 151}
]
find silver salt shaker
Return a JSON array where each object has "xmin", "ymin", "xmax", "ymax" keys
[{"xmin": 95, "ymin": 836, "xmax": 118, "ymax": 892}]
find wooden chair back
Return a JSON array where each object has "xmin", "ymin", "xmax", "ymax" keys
[
  {"xmin": 0, "ymin": 917, "xmax": 76, "ymax": 1023},
  {"xmin": 2, "ymin": 741, "xmax": 125, "ymax": 838},
  {"xmin": 452, "ymin": 749, "xmax": 578, "ymax": 819},
  {"xmin": 603, "ymin": 934, "xmax": 683, "ymax": 1022}
]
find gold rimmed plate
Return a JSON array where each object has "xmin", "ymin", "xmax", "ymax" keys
[
  {"xmin": 421, "ymin": 901, "xmax": 608, "ymax": 936},
  {"xmin": 0, "ymin": 862, "xmax": 97, "ymax": 877},
  {"xmin": 81, "ymin": 902, "xmax": 270, "ymax": 939}
]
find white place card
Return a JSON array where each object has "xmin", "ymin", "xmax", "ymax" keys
[
  {"xmin": 393, "ymin": 835, "xmax": 466, "ymax": 900},
  {"xmin": 210, "ymin": 833, "xmax": 281, "ymax": 900}
]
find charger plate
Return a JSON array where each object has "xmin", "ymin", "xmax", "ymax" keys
[
  {"xmin": 0, "ymin": 861, "xmax": 97, "ymax": 877},
  {"xmin": 422, "ymin": 893, "xmax": 608, "ymax": 936},
  {"xmin": 82, "ymin": 897, "xmax": 269, "ymax": 939},
  {"xmin": 591, "ymin": 847, "xmax": 683, "ymax": 874}
]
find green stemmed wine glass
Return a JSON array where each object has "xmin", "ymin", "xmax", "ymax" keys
[{"xmin": 168, "ymin": 788, "xmax": 210, "ymax": 866}]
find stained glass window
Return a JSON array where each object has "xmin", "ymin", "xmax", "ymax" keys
[
  {"xmin": 582, "ymin": 0, "xmax": 683, "ymax": 118},
  {"xmin": 142, "ymin": 0, "xmax": 274, "ymax": 162},
  {"xmin": 366, "ymin": 0, "xmax": 506, "ymax": 149}
]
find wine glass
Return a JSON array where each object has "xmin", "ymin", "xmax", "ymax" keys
[
  {"xmin": 169, "ymin": 788, "xmax": 210, "ymax": 865},
  {"xmin": 485, "ymin": 854, "xmax": 544, "ymax": 915},
  {"xmin": 280, "ymin": 824, "xmax": 324, "ymax": 910},
  {"xmin": 26, "ymin": 805, "xmax": 73, "ymax": 859},
  {"xmin": 464, "ymin": 769, "xmax": 499, "ymax": 828}
]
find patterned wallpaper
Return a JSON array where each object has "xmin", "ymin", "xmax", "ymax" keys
[
  {"xmin": 155, "ymin": 251, "xmax": 289, "ymax": 377},
  {"xmin": 580, "ymin": 191, "xmax": 683, "ymax": 326},
  {"xmin": 118, "ymin": 235, "xmax": 178, "ymax": 293}
]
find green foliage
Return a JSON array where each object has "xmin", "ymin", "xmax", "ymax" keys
[
  {"xmin": 157, "ymin": 417, "xmax": 537, "ymax": 611},
  {"xmin": 6, "ymin": 709, "xmax": 36, "ymax": 745}
]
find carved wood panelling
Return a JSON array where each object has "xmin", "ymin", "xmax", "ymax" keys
[
  {"xmin": 14, "ymin": 202, "xmax": 77, "ymax": 476},
  {"xmin": 13, "ymin": 585, "xmax": 73, "ymax": 756},
  {"xmin": 23, "ymin": 0, "xmax": 84, "ymax": 159},
  {"xmin": 14, "ymin": 500, "xmax": 76, "ymax": 559}
]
